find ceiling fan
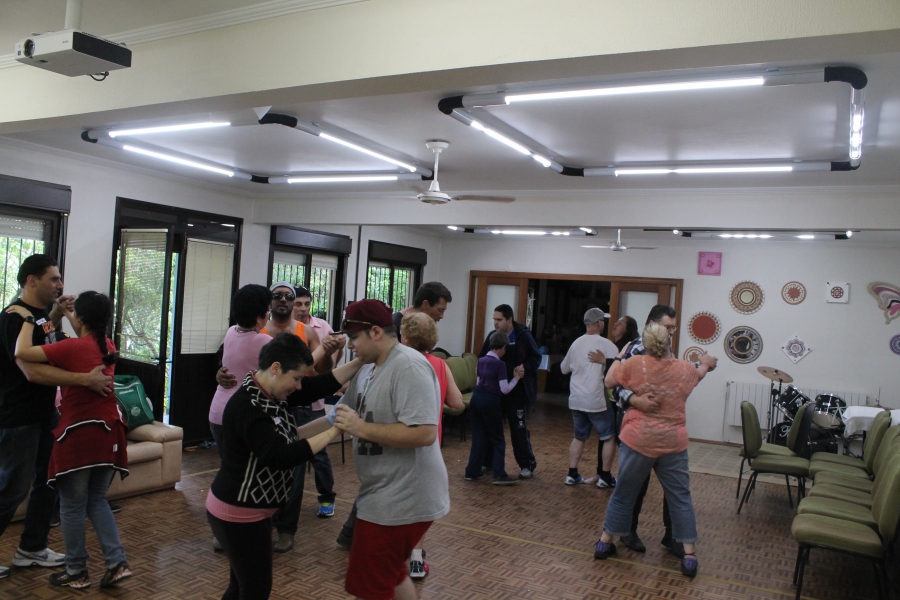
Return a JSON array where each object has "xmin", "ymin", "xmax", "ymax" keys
[
  {"xmin": 586, "ymin": 229, "xmax": 656, "ymax": 252},
  {"xmin": 416, "ymin": 141, "xmax": 515, "ymax": 205}
]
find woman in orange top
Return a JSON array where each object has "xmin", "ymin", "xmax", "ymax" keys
[{"xmin": 594, "ymin": 322, "xmax": 711, "ymax": 578}]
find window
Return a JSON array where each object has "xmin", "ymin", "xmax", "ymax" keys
[
  {"xmin": 270, "ymin": 250, "xmax": 342, "ymax": 323},
  {"xmin": 0, "ymin": 215, "xmax": 47, "ymax": 307},
  {"xmin": 272, "ymin": 250, "xmax": 307, "ymax": 289},
  {"xmin": 365, "ymin": 240, "xmax": 425, "ymax": 311}
]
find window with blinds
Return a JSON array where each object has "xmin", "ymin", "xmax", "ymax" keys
[
  {"xmin": 272, "ymin": 250, "xmax": 308, "ymax": 287},
  {"xmin": 0, "ymin": 214, "xmax": 48, "ymax": 307},
  {"xmin": 116, "ymin": 229, "xmax": 168, "ymax": 363},
  {"xmin": 310, "ymin": 253, "xmax": 338, "ymax": 321},
  {"xmin": 366, "ymin": 261, "xmax": 414, "ymax": 311},
  {"xmin": 181, "ymin": 239, "xmax": 235, "ymax": 354}
]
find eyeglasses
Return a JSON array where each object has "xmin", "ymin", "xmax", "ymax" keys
[{"xmin": 272, "ymin": 292, "xmax": 295, "ymax": 301}]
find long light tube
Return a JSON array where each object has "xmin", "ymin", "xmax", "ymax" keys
[
  {"xmin": 849, "ymin": 91, "xmax": 865, "ymax": 161},
  {"xmin": 470, "ymin": 121, "xmax": 530, "ymax": 155},
  {"xmin": 615, "ymin": 166, "xmax": 792, "ymax": 176},
  {"xmin": 505, "ymin": 78, "xmax": 764, "ymax": 103},
  {"xmin": 109, "ymin": 122, "xmax": 230, "ymax": 138},
  {"xmin": 286, "ymin": 175, "xmax": 398, "ymax": 183},
  {"xmin": 490, "ymin": 230, "xmax": 547, "ymax": 236},
  {"xmin": 318, "ymin": 133, "xmax": 417, "ymax": 172},
  {"xmin": 122, "ymin": 145, "xmax": 234, "ymax": 177}
]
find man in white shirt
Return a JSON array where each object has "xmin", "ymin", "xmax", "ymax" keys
[{"xmin": 560, "ymin": 308, "xmax": 620, "ymax": 488}]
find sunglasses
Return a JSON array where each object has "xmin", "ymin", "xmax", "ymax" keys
[{"xmin": 272, "ymin": 292, "xmax": 295, "ymax": 301}]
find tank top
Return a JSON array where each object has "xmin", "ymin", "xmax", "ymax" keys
[
  {"xmin": 261, "ymin": 321, "xmax": 308, "ymax": 343},
  {"xmin": 424, "ymin": 353, "xmax": 448, "ymax": 445}
]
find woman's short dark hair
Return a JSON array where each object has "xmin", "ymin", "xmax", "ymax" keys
[
  {"xmin": 258, "ymin": 333, "xmax": 313, "ymax": 372},
  {"xmin": 17, "ymin": 254, "xmax": 57, "ymax": 287},
  {"xmin": 232, "ymin": 284, "xmax": 272, "ymax": 328}
]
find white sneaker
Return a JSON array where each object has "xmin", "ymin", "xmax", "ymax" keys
[
  {"xmin": 12, "ymin": 547, "xmax": 65, "ymax": 568},
  {"xmin": 519, "ymin": 468, "xmax": 533, "ymax": 479},
  {"xmin": 0, "ymin": 565, "xmax": 9, "ymax": 579}
]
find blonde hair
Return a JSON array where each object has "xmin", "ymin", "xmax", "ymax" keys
[
  {"xmin": 400, "ymin": 312, "xmax": 438, "ymax": 352},
  {"xmin": 642, "ymin": 321, "xmax": 669, "ymax": 358}
]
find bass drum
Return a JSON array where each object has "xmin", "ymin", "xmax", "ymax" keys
[
  {"xmin": 778, "ymin": 385, "xmax": 810, "ymax": 418},
  {"xmin": 772, "ymin": 420, "xmax": 793, "ymax": 446}
]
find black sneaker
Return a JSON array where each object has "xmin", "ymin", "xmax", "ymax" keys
[
  {"xmin": 681, "ymin": 554, "xmax": 698, "ymax": 578},
  {"xmin": 336, "ymin": 527, "xmax": 353, "ymax": 550},
  {"xmin": 620, "ymin": 531, "xmax": 646, "ymax": 553},
  {"xmin": 593, "ymin": 539, "xmax": 616, "ymax": 560},
  {"xmin": 661, "ymin": 536, "xmax": 685, "ymax": 558},
  {"xmin": 99, "ymin": 562, "xmax": 132, "ymax": 588},
  {"xmin": 49, "ymin": 570, "xmax": 91, "ymax": 589},
  {"xmin": 492, "ymin": 476, "xmax": 519, "ymax": 486}
]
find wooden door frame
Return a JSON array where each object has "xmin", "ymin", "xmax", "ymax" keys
[
  {"xmin": 465, "ymin": 271, "xmax": 683, "ymax": 354},
  {"xmin": 470, "ymin": 276, "xmax": 529, "ymax": 352}
]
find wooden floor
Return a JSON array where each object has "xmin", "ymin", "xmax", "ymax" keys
[{"xmin": 0, "ymin": 395, "xmax": 891, "ymax": 599}]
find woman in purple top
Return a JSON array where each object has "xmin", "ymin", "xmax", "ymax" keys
[{"xmin": 464, "ymin": 332, "xmax": 524, "ymax": 485}]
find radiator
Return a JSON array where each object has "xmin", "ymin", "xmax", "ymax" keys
[{"xmin": 725, "ymin": 381, "xmax": 868, "ymax": 427}]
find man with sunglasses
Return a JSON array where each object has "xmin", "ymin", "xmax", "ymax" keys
[
  {"xmin": 593, "ymin": 305, "xmax": 716, "ymax": 558},
  {"xmin": 261, "ymin": 283, "xmax": 324, "ymax": 366}
]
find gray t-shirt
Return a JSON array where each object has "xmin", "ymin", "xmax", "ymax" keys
[{"xmin": 340, "ymin": 342, "xmax": 450, "ymax": 526}]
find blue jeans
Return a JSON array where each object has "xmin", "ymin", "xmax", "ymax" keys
[
  {"xmin": 466, "ymin": 389, "xmax": 509, "ymax": 480},
  {"xmin": 0, "ymin": 416, "xmax": 58, "ymax": 552},
  {"xmin": 57, "ymin": 466, "xmax": 126, "ymax": 574},
  {"xmin": 273, "ymin": 406, "xmax": 336, "ymax": 535},
  {"xmin": 602, "ymin": 443, "xmax": 697, "ymax": 543}
]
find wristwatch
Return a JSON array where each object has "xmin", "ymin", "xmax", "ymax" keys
[{"xmin": 23, "ymin": 316, "xmax": 35, "ymax": 324}]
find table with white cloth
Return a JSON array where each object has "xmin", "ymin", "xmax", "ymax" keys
[{"xmin": 841, "ymin": 405, "xmax": 888, "ymax": 437}]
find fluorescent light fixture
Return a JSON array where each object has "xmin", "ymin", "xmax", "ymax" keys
[
  {"xmin": 532, "ymin": 154, "xmax": 552, "ymax": 167},
  {"xmin": 318, "ymin": 132, "xmax": 417, "ymax": 172},
  {"xmin": 447, "ymin": 226, "xmax": 459, "ymax": 230},
  {"xmin": 850, "ymin": 102, "xmax": 864, "ymax": 161},
  {"xmin": 720, "ymin": 232, "xmax": 773, "ymax": 239},
  {"xmin": 796, "ymin": 234, "xmax": 815, "ymax": 239},
  {"xmin": 580, "ymin": 227, "xmax": 594, "ymax": 234},
  {"xmin": 505, "ymin": 77, "xmax": 764, "ymax": 103},
  {"xmin": 846, "ymin": 230, "xmax": 853, "ymax": 237},
  {"xmin": 221, "ymin": 223, "xmax": 235, "ymax": 227},
  {"xmin": 550, "ymin": 231, "xmax": 570, "ymax": 236},
  {"xmin": 491, "ymin": 230, "xmax": 547, "ymax": 236},
  {"xmin": 672, "ymin": 230, "xmax": 680, "ymax": 234},
  {"xmin": 719, "ymin": 234, "xmax": 732, "ymax": 238},
  {"xmin": 615, "ymin": 166, "xmax": 792, "ymax": 176},
  {"xmin": 286, "ymin": 175, "xmax": 398, "ymax": 183},
  {"xmin": 109, "ymin": 122, "xmax": 230, "ymax": 138},
  {"xmin": 122, "ymin": 145, "xmax": 234, "ymax": 177},
  {"xmin": 758, "ymin": 234, "xmax": 773, "ymax": 239},
  {"xmin": 471, "ymin": 121, "xmax": 531, "ymax": 155}
]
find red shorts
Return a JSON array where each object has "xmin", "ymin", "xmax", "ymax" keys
[{"xmin": 345, "ymin": 518, "xmax": 432, "ymax": 600}]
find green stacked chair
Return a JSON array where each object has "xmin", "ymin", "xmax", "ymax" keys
[
  {"xmin": 461, "ymin": 353, "xmax": 478, "ymax": 407},
  {"xmin": 808, "ymin": 412, "xmax": 892, "ymax": 483},
  {"xmin": 737, "ymin": 402, "xmax": 813, "ymax": 513},
  {"xmin": 431, "ymin": 349, "xmax": 449, "ymax": 360},
  {"xmin": 790, "ymin": 452, "xmax": 900, "ymax": 600},
  {"xmin": 804, "ymin": 426, "xmax": 900, "ymax": 509},
  {"xmin": 796, "ymin": 436, "xmax": 900, "ymax": 529},
  {"xmin": 445, "ymin": 357, "xmax": 472, "ymax": 441},
  {"xmin": 737, "ymin": 401, "xmax": 809, "ymax": 499}
]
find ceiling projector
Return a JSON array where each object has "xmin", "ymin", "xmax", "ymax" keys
[{"xmin": 15, "ymin": 29, "xmax": 131, "ymax": 77}]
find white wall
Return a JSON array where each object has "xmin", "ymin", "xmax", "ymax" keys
[
  {"xmin": 0, "ymin": 140, "xmax": 270, "ymax": 295},
  {"xmin": 437, "ymin": 235, "xmax": 900, "ymax": 442}
]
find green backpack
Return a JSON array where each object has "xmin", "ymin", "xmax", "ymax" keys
[{"xmin": 114, "ymin": 375, "xmax": 155, "ymax": 429}]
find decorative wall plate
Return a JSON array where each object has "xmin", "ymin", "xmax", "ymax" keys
[
  {"xmin": 730, "ymin": 281, "xmax": 765, "ymax": 314},
  {"xmin": 826, "ymin": 281, "xmax": 850, "ymax": 303},
  {"xmin": 781, "ymin": 334, "xmax": 811, "ymax": 364},
  {"xmin": 698, "ymin": 252, "xmax": 722, "ymax": 276},
  {"xmin": 683, "ymin": 346, "xmax": 704, "ymax": 363},
  {"xmin": 724, "ymin": 326, "xmax": 763, "ymax": 364},
  {"xmin": 891, "ymin": 335, "xmax": 900, "ymax": 356},
  {"xmin": 868, "ymin": 282, "xmax": 900, "ymax": 324},
  {"xmin": 688, "ymin": 312, "xmax": 721, "ymax": 344},
  {"xmin": 781, "ymin": 281, "xmax": 806, "ymax": 305}
]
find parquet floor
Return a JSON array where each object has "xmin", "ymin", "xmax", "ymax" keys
[{"xmin": 0, "ymin": 395, "xmax": 892, "ymax": 599}]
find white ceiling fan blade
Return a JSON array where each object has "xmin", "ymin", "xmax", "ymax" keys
[
  {"xmin": 452, "ymin": 195, "xmax": 516, "ymax": 203},
  {"xmin": 624, "ymin": 246, "xmax": 657, "ymax": 250}
]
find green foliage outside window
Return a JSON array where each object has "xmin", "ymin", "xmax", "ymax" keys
[{"xmin": 0, "ymin": 237, "xmax": 45, "ymax": 308}]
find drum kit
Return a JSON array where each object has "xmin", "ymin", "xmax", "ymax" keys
[{"xmin": 757, "ymin": 366, "xmax": 846, "ymax": 447}]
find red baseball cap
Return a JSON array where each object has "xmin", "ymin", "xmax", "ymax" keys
[{"xmin": 338, "ymin": 299, "xmax": 394, "ymax": 333}]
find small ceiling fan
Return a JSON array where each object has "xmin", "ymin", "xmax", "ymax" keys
[
  {"xmin": 416, "ymin": 141, "xmax": 515, "ymax": 205},
  {"xmin": 585, "ymin": 229, "xmax": 656, "ymax": 252}
]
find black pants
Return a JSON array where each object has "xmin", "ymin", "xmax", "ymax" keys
[
  {"xmin": 631, "ymin": 473, "xmax": 672, "ymax": 538},
  {"xmin": 207, "ymin": 512, "xmax": 273, "ymax": 600},
  {"xmin": 465, "ymin": 389, "xmax": 508, "ymax": 479},
  {"xmin": 483, "ymin": 388, "xmax": 536, "ymax": 472}
]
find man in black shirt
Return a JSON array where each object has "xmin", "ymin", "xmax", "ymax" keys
[{"xmin": 0, "ymin": 255, "xmax": 111, "ymax": 580}]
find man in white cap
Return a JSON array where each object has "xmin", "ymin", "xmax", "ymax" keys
[{"xmin": 560, "ymin": 308, "xmax": 620, "ymax": 488}]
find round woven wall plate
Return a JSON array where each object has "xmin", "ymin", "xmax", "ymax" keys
[
  {"xmin": 891, "ymin": 335, "xmax": 900, "ymax": 356},
  {"xmin": 730, "ymin": 281, "xmax": 765, "ymax": 314},
  {"xmin": 724, "ymin": 326, "xmax": 763, "ymax": 364},
  {"xmin": 683, "ymin": 346, "xmax": 704, "ymax": 363},
  {"xmin": 781, "ymin": 281, "xmax": 806, "ymax": 305},
  {"xmin": 688, "ymin": 312, "xmax": 721, "ymax": 344}
]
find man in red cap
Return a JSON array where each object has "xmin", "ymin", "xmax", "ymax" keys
[{"xmin": 331, "ymin": 299, "xmax": 449, "ymax": 600}]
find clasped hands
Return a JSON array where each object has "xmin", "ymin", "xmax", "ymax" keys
[{"xmin": 332, "ymin": 404, "xmax": 363, "ymax": 437}]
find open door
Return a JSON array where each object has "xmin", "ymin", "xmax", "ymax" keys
[
  {"xmin": 609, "ymin": 281, "xmax": 680, "ymax": 356},
  {"xmin": 467, "ymin": 275, "xmax": 529, "ymax": 353}
]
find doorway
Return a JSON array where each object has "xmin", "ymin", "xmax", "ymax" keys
[{"xmin": 110, "ymin": 199, "xmax": 242, "ymax": 443}]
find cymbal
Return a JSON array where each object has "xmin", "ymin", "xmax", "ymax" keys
[{"xmin": 757, "ymin": 366, "xmax": 793, "ymax": 383}]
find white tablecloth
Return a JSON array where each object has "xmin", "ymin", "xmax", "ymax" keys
[{"xmin": 841, "ymin": 406, "xmax": 887, "ymax": 437}]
